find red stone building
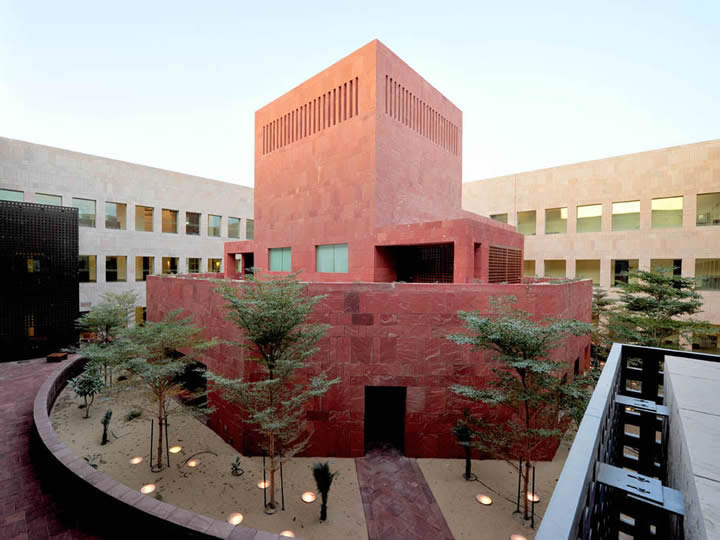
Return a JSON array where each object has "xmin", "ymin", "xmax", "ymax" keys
[{"xmin": 147, "ymin": 40, "xmax": 591, "ymax": 459}]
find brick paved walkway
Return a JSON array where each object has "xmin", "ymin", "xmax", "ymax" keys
[
  {"xmin": 0, "ymin": 358, "xmax": 99, "ymax": 540},
  {"xmin": 355, "ymin": 449, "xmax": 454, "ymax": 540}
]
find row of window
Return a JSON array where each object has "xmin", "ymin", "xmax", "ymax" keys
[
  {"xmin": 78, "ymin": 255, "xmax": 223, "ymax": 282},
  {"xmin": 491, "ymin": 193, "xmax": 720, "ymax": 235},
  {"xmin": 523, "ymin": 258, "xmax": 720, "ymax": 290},
  {"xmin": 267, "ymin": 243, "xmax": 349, "ymax": 273},
  {"xmin": 0, "ymin": 189, "xmax": 254, "ymax": 239}
]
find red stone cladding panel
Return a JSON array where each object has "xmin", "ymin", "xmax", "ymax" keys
[
  {"xmin": 147, "ymin": 276, "xmax": 592, "ymax": 460},
  {"xmin": 374, "ymin": 42, "xmax": 463, "ymax": 227},
  {"xmin": 253, "ymin": 41, "xmax": 378, "ymax": 282}
]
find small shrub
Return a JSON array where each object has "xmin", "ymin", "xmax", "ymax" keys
[
  {"xmin": 70, "ymin": 365, "xmax": 104, "ymax": 418},
  {"xmin": 230, "ymin": 456, "xmax": 244, "ymax": 476},
  {"xmin": 83, "ymin": 454, "xmax": 102, "ymax": 469},
  {"xmin": 101, "ymin": 409, "xmax": 112, "ymax": 445},
  {"xmin": 124, "ymin": 409, "xmax": 142, "ymax": 422},
  {"xmin": 312, "ymin": 462, "xmax": 338, "ymax": 521}
]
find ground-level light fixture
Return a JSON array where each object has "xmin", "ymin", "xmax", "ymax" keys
[
  {"xmin": 169, "ymin": 446, "xmax": 182, "ymax": 454},
  {"xmin": 129, "ymin": 457, "xmax": 143, "ymax": 465},
  {"xmin": 257, "ymin": 480, "xmax": 269, "ymax": 489},
  {"xmin": 187, "ymin": 459, "xmax": 199, "ymax": 468},
  {"xmin": 301, "ymin": 491, "xmax": 316, "ymax": 503},
  {"xmin": 280, "ymin": 531, "xmax": 295, "ymax": 538},
  {"xmin": 140, "ymin": 484, "xmax": 156, "ymax": 494},
  {"xmin": 509, "ymin": 536, "xmax": 528, "ymax": 540},
  {"xmin": 527, "ymin": 492, "xmax": 540, "ymax": 503},
  {"xmin": 227, "ymin": 513, "xmax": 244, "ymax": 525},
  {"xmin": 475, "ymin": 494, "xmax": 492, "ymax": 505}
]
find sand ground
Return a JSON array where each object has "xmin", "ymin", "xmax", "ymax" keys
[
  {"xmin": 51, "ymin": 376, "xmax": 570, "ymax": 540},
  {"xmin": 419, "ymin": 439, "xmax": 571, "ymax": 539},
  {"xmin": 50, "ymin": 379, "xmax": 367, "ymax": 540}
]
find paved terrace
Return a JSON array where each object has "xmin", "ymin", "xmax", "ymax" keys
[{"xmin": 0, "ymin": 358, "xmax": 99, "ymax": 539}]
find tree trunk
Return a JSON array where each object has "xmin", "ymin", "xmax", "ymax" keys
[
  {"xmin": 156, "ymin": 401, "xmax": 164, "ymax": 469},
  {"xmin": 523, "ymin": 461, "xmax": 530, "ymax": 520},
  {"xmin": 464, "ymin": 447, "xmax": 472, "ymax": 479},
  {"xmin": 320, "ymin": 494, "xmax": 328, "ymax": 521},
  {"xmin": 268, "ymin": 435, "xmax": 277, "ymax": 509},
  {"xmin": 83, "ymin": 396, "xmax": 89, "ymax": 418},
  {"xmin": 102, "ymin": 426, "xmax": 108, "ymax": 445}
]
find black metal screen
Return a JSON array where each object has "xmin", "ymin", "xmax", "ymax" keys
[
  {"xmin": 391, "ymin": 243, "xmax": 454, "ymax": 283},
  {"xmin": 0, "ymin": 201, "xmax": 78, "ymax": 359}
]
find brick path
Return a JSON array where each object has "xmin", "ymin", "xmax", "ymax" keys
[
  {"xmin": 0, "ymin": 358, "xmax": 99, "ymax": 540},
  {"xmin": 355, "ymin": 449, "xmax": 454, "ymax": 540}
]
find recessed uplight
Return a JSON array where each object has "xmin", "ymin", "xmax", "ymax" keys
[
  {"xmin": 527, "ymin": 492, "xmax": 540, "ymax": 503},
  {"xmin": 140, "ymin": 484, "xmax": 156, "ymax": 494},
  {"xmin": 129, "ymin": 456, "xmax": 143, "ymax": 465},
  {"xmin": 169, "ymin": 446, "xmax": 182, "ymax": 454},
  {"xmin": 509, "ymin": 535, "xmax": 528, "ymax": 540},
  {"xmin": 187, "ymin": 459, "xmax": 199, "ymax": 468},
  {"xmin": 228, "ymin": 513, "xmax": 244, "ymax": 525},
  {"xmin": 257, "ymin": 480, "xmax": 269, "ymax": 489},
  {"xmin": 280, "ymin": 531, "xmax": 295, "ymax": 538},
  {"xmin": 301, "ymin": 491, "xmax": 316, "ymax": 503},
  {"xmin": 475, "ymin": 494, "xmax": 492, "ymax": 505}
]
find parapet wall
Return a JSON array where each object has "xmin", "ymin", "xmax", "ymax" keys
[{"xmin": 147, "ymin": 276, "xmax": 592, "ymax": 459}]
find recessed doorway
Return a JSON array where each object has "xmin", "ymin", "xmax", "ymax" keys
[{"xmin": 364, "ymin": 386, "xmax": 406, "ymax": 453}]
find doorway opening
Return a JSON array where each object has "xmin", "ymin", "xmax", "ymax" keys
[{"xmin": 364, "ymin": 386, "xmax": 406, "ymax": 453}]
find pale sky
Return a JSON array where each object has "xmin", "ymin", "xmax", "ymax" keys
[{"xmin": 1, "ymin": 1, "xmax": 718, "ymax": 188}]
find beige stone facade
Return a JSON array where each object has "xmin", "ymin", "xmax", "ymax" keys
[
  {"xmin": 462, "ymin": 139, "xmax": 720, "ymax": 332},
  {"xmin": 0, "ymin": 137, "xmax": 253, "ymax": 316}
]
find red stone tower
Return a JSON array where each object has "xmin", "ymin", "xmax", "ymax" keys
[{"xmin": 226, "ymin": 40, "xmax": 523, "ymax": 284}]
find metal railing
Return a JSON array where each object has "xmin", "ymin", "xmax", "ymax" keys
[{"xmin": 537, "ymin": 343, "xmax": 720, "ymax": 540}]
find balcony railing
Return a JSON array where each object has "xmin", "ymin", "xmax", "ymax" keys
[{"xmin": 537, "ymin": 343, "xmax": 720, "ymax": 540}]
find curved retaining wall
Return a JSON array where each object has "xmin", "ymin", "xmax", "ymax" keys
[{"xmin": 32, "ymin": 355, "xmax": 288, "ymax": 540}]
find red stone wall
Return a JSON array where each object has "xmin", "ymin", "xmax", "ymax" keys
[{"xmin": 147, "ymin": 275, "xmax": 592, "ymax": 460}]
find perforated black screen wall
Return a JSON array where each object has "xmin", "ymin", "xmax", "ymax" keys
[{"xmin": 0, "ymin": 201, "xmax": 78, "ymax": 359}]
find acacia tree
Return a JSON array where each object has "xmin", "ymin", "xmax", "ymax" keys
[
  {"xmin": 610, "ymin": 268, "xmax": 713, "ymax": 349},
  {"xmin": 209, "ymin": 273, "xmax": 340, "ymax": 512},
  {"xmin": 121, "ymin": 310, "xmax": 217, "ymax": 470},
  {"xmin": 591, "ymin": 287, "xmax": 615, "ymax": 366},
  {"xmin": 76, "ymin": 291, "xmax": 136, "ymax": 385},
  {"xmin": 447, "ymin": 297, "xmax": 593, "ymax": 521},
  {"xmin": 69, "ymin": 364, "xmax": 104, "ymax": 418}
]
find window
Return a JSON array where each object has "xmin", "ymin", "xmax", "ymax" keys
[
  {"xmin": 105, "ymin": 256, "xmax": 127, "ymax": 282},
  {"xmin": 79, "ymin": 255, "xmax": 96, "ymax": 282},
  {"xmin": 135, "ymin": 307, "xmax": 146, "ymax": 326},
  {"xmin": 696, "ymin": 192, "xmax": 720, "ymax": 226},
  {"xmin": 25, "ymin": 257, "xmax": 41, "ymax": 273},
  {"xmin": 316, "ymin": 243, "xmax": 349, "ymax": 273},
  {"xmin": 208, "ymin": 214, "xmax": 221, "ymax": 237},
  {"xmin": 187, "ymin": 257, "xmax": 201, "ymax": 273},
  {"xmin": 186, "ymin": 212, "xmax": 200, "ymax": 235},
  {"xmin": 269, "ymin": 247, "xmax": 292, "ymax": 272},
  {"xmin": 612, "ymin": 201, "xmax": 640, "ymax": 231},
  {"xmin": 36, "ymin": 193, "xmax": 61, "ymax": 206},
  {"xmin": 576, "ymin": 259, "xmax": 601, "ymax": 285},
  {"xmin": 246, "ymin": 218, "xmax": 254, "ymax": 240},
  {"xmin": 696, "ymin": 259, "xmax": 720, "ymax": 291},
  {"xmin": 651, "ymin": 196, "xmax": 683, "ymax": 229},
  {"xmin": 135, "ymin": 256, "xmax": 154, "ymax": 281},
  {"xmin": 523, "ymin": 260, "xmax": 536, "ymax": 277},
  {"xmin": 0, "ymin": 189, "xmax": 23, "ymax": 202},
  {"xmin": 105, "ymin": 202, "xmax": 127, "ymax": 229},
  {"xmin": 490, "ymin": 213, "xmax": 508, "ymax": 224},
  {"xmin": 162, "ymin": 209, "xmax": 178, "ymax": 233},
  {"xmin": 544, "ymin": 260, "xmax": 566, "ymax": 278},
  {"xmin": 136, "ymin": 205, "xmax": 154, "ymax": 232},
  {"xmin": 577, "ymin": 204, "xmax": 602, "ymax": 233},
  {"xmin": 517, "ymin": 211, "xmax": 536, "ymax": 235},
  {"xmin": 651, "ymin": 259, "xmax": 682, "ymax": 277},
  {"xmin": 162, "ymin": 257, "xmax": 179, "ymax": 275},
  {"xmin": 208, "ymin": 258, "xmax": 222, "ymax": 273},
  {"xmin": 612, "ymin": 259, "xmax": 639, "ymax": 286},
  {"xmin": 693, "ymin": 325, "xmax": 720, "ymax": 354},
  {"xmin": 545, "ymin": 207, "xmax": 567, "ymax": 234},
  {"xmin": 73, "ymin": 198, "xmax": 96, "ymax": 227},
  {"xmin": 228, "ymin": 217, "xmax": 241, "ymax": 238}
]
